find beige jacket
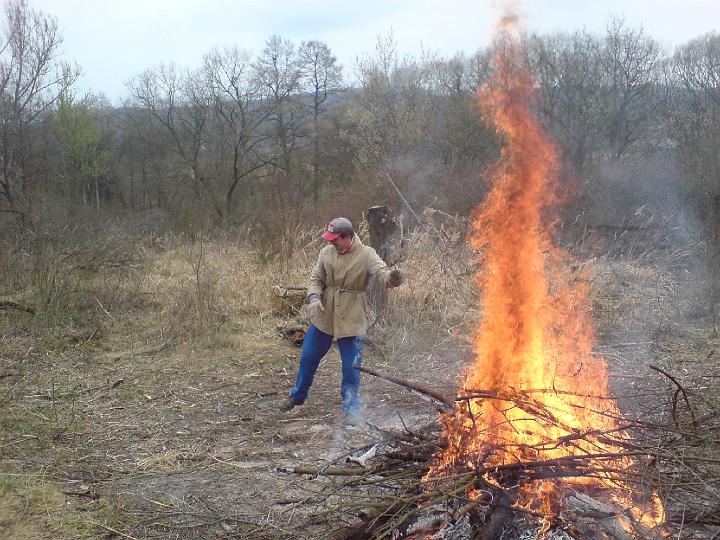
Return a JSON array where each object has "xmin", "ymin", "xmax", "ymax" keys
[{"xmin": 307, "ymin": 234, "xmax": 393, "ymax": 338}]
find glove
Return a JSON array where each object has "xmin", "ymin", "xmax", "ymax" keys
[
  {"xmin": 305, "ymin": 296, "xmax": 324, "ymax": 318},
  {"xmin": 387, "ymin": 268, "xmax": 405, "ymax": 288}
]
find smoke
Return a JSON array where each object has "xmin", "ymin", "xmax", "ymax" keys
[
  {"xmin": 587, "ymin": 154, "xmax": 702, "ymax": 246},
  {"xmin": 581, "ymin": 153, "xmax": 714, "ymax": 393},
  {"xmin": 388, "ymin": 154, "xmax": 443, "ymax": 213},
  {"xmin": 611, "ymin": 154, "xmax": 702, "ymax": 257},
  {"xmin": 491, "ymin": 0, "xmax": 525, "ymax": 35}
]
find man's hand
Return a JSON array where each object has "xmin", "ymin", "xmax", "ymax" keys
[
  {"xmin": 387, "ymin": 268, "xmax": 405, "ymax": 288},
  {"xmin": 305, "ymin": 295, "xmax": 324, "ymax": 318}
]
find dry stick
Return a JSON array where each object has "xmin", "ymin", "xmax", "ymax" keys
[
  {"xmin": 371, "ymin": 473, "xmax": 479, "ymax": 537},
  {"xmin": 463, "ymin": 451, "xmax": 645, "ymax": 479},
  {"xmin": 371, "ymin": 461, "xmax": 639, "ymax": 535},
  {"xmin": 383, "ymin": 173, "xmax": 425, "ymax": 228},
  {"xmin": 347, "ymin": 379, "xmax": 678, "ymax": 530},
  {"xmin": 459, "ymin": 390, "xmax": 591, "ymax": 441},
  {"xmin": 455, "ymin": 398, "xmax": 612, "ymax": 454},
  {"xmin": 456, "ymin": 392, "xmax": 641, "ymax": 461},
  {"xmin": 462, "ymin": 387, "xmax": 619, "ymax": 401},
  {"xmin": 383, "ymin": 172, "xmax": 456, "ymax": 252},
  {"xmin": 648, "ymin": 364, "xmax": 698, "ymax": 428},
  {"xmin": 279, "ymin": 466, "xmax": 376, "ymax": 476},
  {"xmin": 458, "ymin": 390, "xmax": 626, "ymax": 434},
  {"xmin": 354, "ymin": 365, "xmax": 454, "ymax": 411},
  {"xmin": 91, "ymin": 522, "xmax": 138, "ymax": 540}
]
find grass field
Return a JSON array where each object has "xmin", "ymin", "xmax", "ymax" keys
[{"xmin": 1, "ymin": 222, "xmax": 718, "ymax": 538}]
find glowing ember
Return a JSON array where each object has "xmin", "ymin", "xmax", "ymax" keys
[{"xmin": 429, "ymin": 38, "xmax": 664, "ymax": 531}]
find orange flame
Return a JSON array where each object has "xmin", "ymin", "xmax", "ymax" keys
[{"xmin": 430, "ymin": 39, "xmax": 664, "ymax": 531}]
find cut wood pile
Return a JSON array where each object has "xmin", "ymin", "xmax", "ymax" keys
[
  {"xmin": 272, "ymin": 285, "xmax": 307, "ymax": 317},
  {"xmin": 274, "ymin": 285, "xmax": 309, "ymax": 345}
]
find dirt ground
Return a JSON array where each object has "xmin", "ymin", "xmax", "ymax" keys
[
  {"xmin": 1, "ymin": 248, "xmax": 719, "ymax": 539},
  {"xmin": 0, "ymin": 301, "xmax": 472, "ymax": 539}
]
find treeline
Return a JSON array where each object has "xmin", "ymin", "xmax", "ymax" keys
[{"xmin": 2, "ymin": 0, "xmax": 720, "ymax": 242}]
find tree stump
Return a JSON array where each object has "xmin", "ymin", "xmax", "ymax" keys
[{"xmin": 367, "ymin": 206, "xmax": 402, "ymax": 325}]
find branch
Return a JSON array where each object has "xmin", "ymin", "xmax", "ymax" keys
[
  {"xmin": 354, "ymin": 365, "xmax": 454, "ymax": 412},
  {"xmin": 649, "ymin": 364, "xmax": 698, "ymax": 428}
]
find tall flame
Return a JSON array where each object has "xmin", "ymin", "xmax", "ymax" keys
[{"xmin": 430, "ymin": 38, "xmax": 664, "ymax": 529}]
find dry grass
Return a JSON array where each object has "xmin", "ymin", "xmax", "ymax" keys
[
  {"xmin": 0, "ymin": 220, "xmax": 480, "ymax": 538},
  {"xmin": 0, "ymin": 220, "xmax": 469, "ymax": 512},
  {"xmin": 1, "ymin": 218, "xmax": 719, "ymax": 538}
]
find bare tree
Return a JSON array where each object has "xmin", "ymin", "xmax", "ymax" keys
[
  {"xmin": 527, "ymin": 30, "xmax": 605, "ymax": 176},
  {"xmin": 203, "ymin": 46, "xmax": 273, "ymax": 225},
  {"xmin": 355, "ymin": 32, "xmax": 435, "ymax": 163},
  {"xmin": 666, "ymin": 32, "xmax": 720, "ymax": 320},
  {"xmin": 255, "ymin": 35, "xmax": 302, "ymax": 172},
  {"xmin": 428, "ymin": 51, "xmax": 495, "ymax": 168},
  {"xmin": 118, "ymin": 102, "xmax": 180, "ymax": 211},
  {"xmin": 600, "ymin": 17, "xmax": 661, "ymax": 159},
  {"xmin": 526, "ymin": 21, "xmax": 660, "ymax": 178},
  {"xmin": 668, "ymin": 32, "xmax": 720, "ymax": 192},
  {"xmin": 128, "ymin": 64, "xmax": 215, "ymax": 216},
  {"xmin": 0, "ymin": 0, "xmax": 78, "ymax": 222},
  {"xmin": 299, "ymin": 39, "xmax": 342, "ymax": 203},
  {"xmin": 465, "ymin": 49, "xmax": 492, "ymax": 92}
]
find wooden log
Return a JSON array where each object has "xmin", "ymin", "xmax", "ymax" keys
[
  {"xmin": 368, "ymin": 206, "xmax": 402, "ymax": 264},
  {"xmin": 565, "ymin": 492, "xmax": 661, "ymax": 540},
  {"xmin": 367, "ymin": 206, "xmax": 402, "ymax": 325}
]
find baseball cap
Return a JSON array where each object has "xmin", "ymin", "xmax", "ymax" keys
[{"xmin": 321, "ymin": 217, "xmax": 353, "ymax": 241}]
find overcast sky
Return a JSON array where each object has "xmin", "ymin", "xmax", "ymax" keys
[{"xmin": 30, "ymin": 0, "xmax": 720, "ymax": 104}]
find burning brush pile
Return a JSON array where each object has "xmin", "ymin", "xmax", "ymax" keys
[
  {"xmin": 334, "ymin": 41, "xmax": 667, "ymax": 539},
  {"xmin": 420, "ymin": 41, "xmax": 666, "ymax": 537}
]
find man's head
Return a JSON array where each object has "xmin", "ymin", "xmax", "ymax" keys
[
  {"xmin": 322, "ymin": 217, "xmax": 354, "ymax": 253},
  {"xmin": 321, "ymin": 217, "xmax": 353, "ymax": 241}
]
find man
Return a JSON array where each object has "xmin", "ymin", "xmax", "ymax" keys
[{"xmin": 280, "ymin": 217, "xmax": 405, "ymax": 420}]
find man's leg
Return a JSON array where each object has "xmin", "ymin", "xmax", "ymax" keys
[
  {"xmin": 290, "ymin": 325, "xmax": 333, "ymax": 402},
  {"xmin": 337, "ymin": 335, "xmax": 364, "ymax": 415}
]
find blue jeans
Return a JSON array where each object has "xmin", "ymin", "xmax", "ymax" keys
[{"xmin": 290, "ymin": 325, "xmax": 364, "ymax": 414}]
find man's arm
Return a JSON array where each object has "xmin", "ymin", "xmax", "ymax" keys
[
  {"xmin": 307, "ymin": 250, "xmax": 327, "ymax": 299},
  {"xmin": 305, "ymin": 251, "xmax": 327, "ymax": 318},
  {"xmin": 366, "ymin": 248, "xmax": 405, "ymax": 288}
]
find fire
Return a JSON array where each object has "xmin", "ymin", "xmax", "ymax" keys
[{"xmin": 429, "ymin": 38, "xmax": 664, "ymax": 531}]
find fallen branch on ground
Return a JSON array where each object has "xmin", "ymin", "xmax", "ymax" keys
[{"xmin": 354, "ymin": 365, "xmax": 454, "ymax": 412}]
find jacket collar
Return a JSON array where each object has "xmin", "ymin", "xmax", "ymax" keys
[
  {"xmin": 328, "ymin": 233, "xmax": 363, "ymax": 255},
  {"xmin": 347, "ymin": 233, "xmax": 362, "ymax": 253}
]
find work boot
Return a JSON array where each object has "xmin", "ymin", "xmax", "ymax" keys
[{"xmin": 279, "ymin": 396, "xmax": 304, "ymax": 412}]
